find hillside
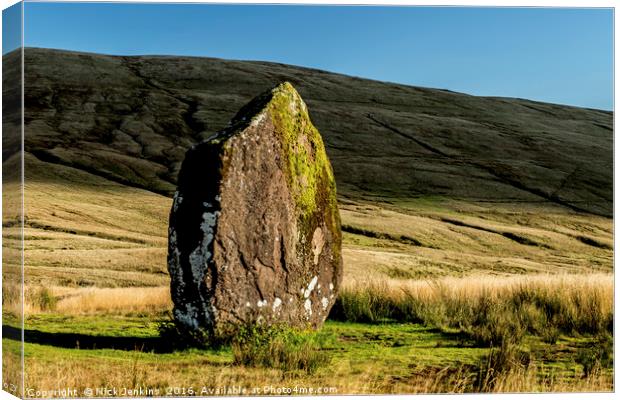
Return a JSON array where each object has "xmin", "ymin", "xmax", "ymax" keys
[
  {"xmin": 0, "ymin": 152, "xmax": 611, "ymax": 291},
  {"xmin": 1, "ymin": 47, "xmax": 613, "ymax": 291},
  {"xmin": 3, "ymin": 47, "xmax": 613, "ymax": 217}
]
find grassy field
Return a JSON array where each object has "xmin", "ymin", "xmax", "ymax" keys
[
  {"xmin": 2, "ymin": 297, "xmax": 613, "ymax": 395},
  {"xmin": 2, "ymin": 156, "xmax": 614, "ymax": 395}
]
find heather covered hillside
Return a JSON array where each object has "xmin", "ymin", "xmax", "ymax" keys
[{"xmin": 3, "ymin": 47, "xmax": 612, "ymax": 216}]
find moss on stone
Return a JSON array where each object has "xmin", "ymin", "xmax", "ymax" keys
[{"xmin": 266, "ymin": 82, "xmax": 340, "ymax": 249}]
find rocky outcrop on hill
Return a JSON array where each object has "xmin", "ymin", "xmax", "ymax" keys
[{"xmin": 168, "ymin": 83, "xmax": 342, "ymax": 335}]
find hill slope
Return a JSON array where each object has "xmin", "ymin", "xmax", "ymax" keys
[
  {"xmin": 3, "ymin": 47, "xmax": 613, "ymax": 216},
  {"xmin": 1, "ymin": 152, "xmax": 611, "ymax": 290}
]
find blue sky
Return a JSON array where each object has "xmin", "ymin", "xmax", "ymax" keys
[
  {"xmin": 7, "ymin": 3, "xmax": 615, "ymax": 110},
  {"xmin": 2, "ymin": 2, "xmax": 21, "ymax": 52}
]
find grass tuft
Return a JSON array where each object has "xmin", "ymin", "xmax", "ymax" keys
[
  {"xmin": 576, "ymin": 333, "xmax": 613, "ymax": 378},
  {"xmin": 231, "ymin": 324, "xmax": 333, "ymax": 373},
  {"xmin": 33, "ymin": 287, "xmax": 58, "ymax": 312},
  {"xmin": 474, "ymin": 341, "xmax": 532, "ymax": 392}
]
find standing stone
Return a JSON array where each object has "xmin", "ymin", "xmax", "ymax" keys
[{"xmin": 167, "ymin": 82, "xmax": 342, "ymax": 336}]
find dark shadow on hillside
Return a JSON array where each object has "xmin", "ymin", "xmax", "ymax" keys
[{"xmin": 2, "ymin": 324, "xmax": 173, "ymax": 353}]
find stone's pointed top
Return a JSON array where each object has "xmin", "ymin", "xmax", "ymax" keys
[
  {"xmin": 269, "ymin": 81, "xmax": 308, "ymax": 113},
  {"xmin": 273, "ymin": 81, "xmax": 296, "ymax": 93},
  {"xmin": 270, "ymin": 81, "xmax": 305, "ymax": 104},
  {"xmin": 204, "ymin": 81, "xmax": 310, "ymax": 146}
]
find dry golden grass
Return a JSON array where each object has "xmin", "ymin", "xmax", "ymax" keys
[
  {"xmin": 332, "ymin": 273, "xmax": 613, "ymax": 347},
  {"xmin": 3, "ymin": 155, "xmax": 170, "ymax": 288},
  {"xmin": 342, "ymin": 272, "xmax": 613, "ymax": 308},
  {"xmin": 340, "ymin": 201, "xmax": 612, "ymax": 280},
  {"xmin": 19, "ymin": 348, "xmax": 612, "ymax": 395},
  {"xmin": 10, "ymin": 273, "xmax": 612, "ymax": 328},
  {"xmin": 4, "ymin": 284, "xmax": 172, "ymax": 316},
  {"xmin": 54, "ymin": 286, "xmax": 172, "ymax": 315},
  {"xmin": 473, "ymin": 363, "xmax": 612, "ymax": 393},
  {"xmin": 2, "ymin": 345, "xmax": 22, "ymax": 397},
  {"xmin": 349, "ymin": 363, "xmax": 613, "ymax": 394}
]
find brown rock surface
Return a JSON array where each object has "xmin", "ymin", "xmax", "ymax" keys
[{"xmin": 168, "ymin": 82, "xmax": 342, "ymax": 335}]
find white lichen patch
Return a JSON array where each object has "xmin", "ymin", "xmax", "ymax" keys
[
  {"xmin": 272, "ymin": 297, "xmax": 282, "ymax": 312},
  {"xmin": 257, "ymin": 299, "xmax": 268, "ymax": 308},
  {"xmin": 303, "ymin": 276, "xmax": 319, "ymax": 299},
  {"xmin": 329, "ymin": 283, "xmax": 334, "ymax": 291},
  {"xmin": 189, "ymin": 209, "xmax": 220, "ymax": 284},
  {"xmin": 188, "ymin": 248, "xmax": 206, "ymax": 284},
  {"xmin": 174, "ymin": 304, "xmax": 199, "ymax": 330},
  {"xmin": 172, "ymin": 191, "xmax": 183, "ymax": 212},
  {"xmin": 288, "ymin": 96, "xmax": 299, "ymax": 114},
  {"xmin": 250, "ymin": 111, "xmax": 267, "ymax": 127},
  {"xmin": 321, "ymin": 297, "xmax": 329, "ymax": 311},
  {"xmin": 200, "ymin": 212, "xmax": 217, "ymax": 238},
  {"xmin": 304, "ymin": 299, "xmax": 312, "ymax": 317},
  {"xmin": 209, "ymin": 303, "xmax": 218, "ymax": 320},
  {"xmin": 169, "ymin": 226, "xmax": 208, "ymax": 330},
  {"xmin": 245, "ymin": 302, "xmax": 251, "ymax": 307}
]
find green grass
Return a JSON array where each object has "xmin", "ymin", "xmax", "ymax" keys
[
  {"xmin": 6, "ymin": 314, "xmax": 484, "ymax": 370},
  {"xmin": 23, "ymin": 313, "xmax": 162, "ymax": 338},
  {"xmin": 231, "ymin": 324, "xmax": 334, "ymax": 373},
  {"xmin": 3, "ymin": 313, "xmax": 612, "ymax": 394}
]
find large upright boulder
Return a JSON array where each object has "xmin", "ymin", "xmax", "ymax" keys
[{"xmin": 168, "ymin": 82, "xmax": 342, "ymax": 336}]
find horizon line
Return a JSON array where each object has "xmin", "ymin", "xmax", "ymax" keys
[{"xmin": 6, "ymin": 45, "xmax": 614, "ymax": 113}]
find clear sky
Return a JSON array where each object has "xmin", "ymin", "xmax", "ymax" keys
[
  {"xmin": 12, "ymin": 3, "xmax": 615, "ymax": 110},
  {"xmin": 2, "ymin": 2, "xmax": 21, "ymax": 53}
]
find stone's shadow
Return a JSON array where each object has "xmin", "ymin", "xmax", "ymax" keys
[
  {"xmin": 2, "ymin": 324, "xmax": 173, "ymax": 353},
  {"xmin": 424, "ymin": 327, "xmax": 479, "ymax": 346}
]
